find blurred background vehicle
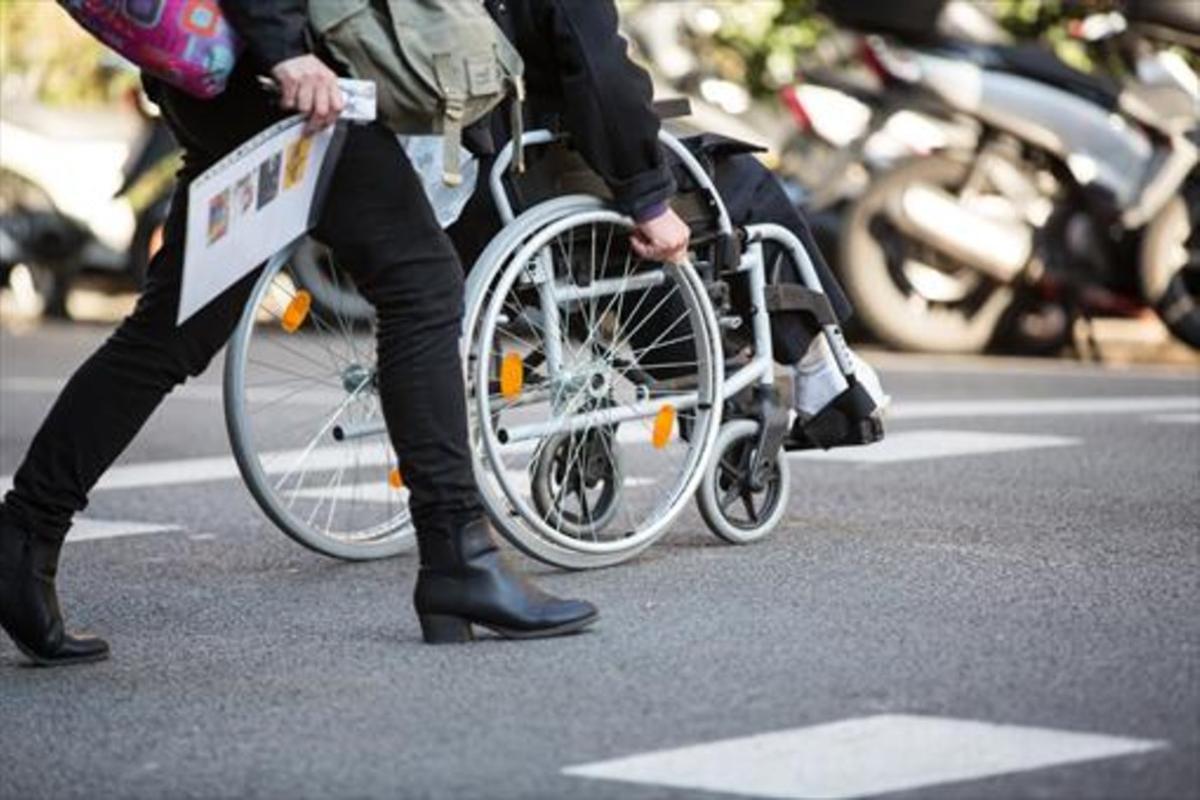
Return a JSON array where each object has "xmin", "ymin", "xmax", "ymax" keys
[
  {"xmin": 1, "ymin": 0, "xmax": 1196, "ymax": 364},
  {"xmin": 819, "ymin": 0, "xmax": 1198, "ymax": 354},
  {"xmin": 0, "ymin": 68, "xmax": 171, "ymax": 318}
]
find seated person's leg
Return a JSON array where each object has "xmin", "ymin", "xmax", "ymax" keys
[
  {"xmin": 446, "ymin": 155, "xmax": 503, "ymax": 274},
  {"xmin": 709, "ymin": 152, "xmax": 852, "ymax": 356},
  {"xmin": 709, "ymin": 152, "xmax": 888, "ymax": 449}
]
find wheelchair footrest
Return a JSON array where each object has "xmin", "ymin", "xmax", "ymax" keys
[{"xmin": 784, "ymin": 383, "xmax": 885, "ymax": 452}]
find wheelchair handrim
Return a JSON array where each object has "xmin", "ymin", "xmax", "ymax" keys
[{"xmin": 471, "ymin": 210, "xmax": 725, "ymax": 558}]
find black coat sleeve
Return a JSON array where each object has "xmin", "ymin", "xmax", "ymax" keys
[
  {"xmin": 220, "ymin": 0, "xmax": 309, "ymax": 71},
  {"xmin": 536, "ymin": 0, "xmax": 675, "ymax": 218}
]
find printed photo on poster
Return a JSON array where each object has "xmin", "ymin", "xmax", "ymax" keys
[
  {"xmin": 257, "ymin": 153, "xmax": 282, "ymax": 210},
  {"xmin": 207, "ymin": 189, "xmax": 230, "ymax": 245},
  {"xmin": 284, "ymin": 136, "xmax": 314, "ymax": 190},
  {"xmin": 234, "ymin": 172, "xmax": 256, "ymax": 217}
]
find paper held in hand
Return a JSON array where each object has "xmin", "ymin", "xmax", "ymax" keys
[{"xmin": 177, "ymin": 80, "xmax": 377, "ymax": 326}]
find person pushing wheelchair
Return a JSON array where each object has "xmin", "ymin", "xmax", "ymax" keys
[
  {"xmin": 1, "ymin": 0, "xmax": 885, "ymax": 668},
  {"xmin": 1, "ymin": 0, "xmax": 647, "ymax": 666},
  {"xmin": 451, "ymin": 0, "xmax": 888, "ymax": 447}
]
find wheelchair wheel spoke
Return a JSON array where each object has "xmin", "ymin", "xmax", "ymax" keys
[
  {"xmin": 741, "ymin": 491, "xmax": 760, "ymax": 525},
  {"xmin": 270, "ymin": 279, "xmax": 363, "ymax": 371},
  {"xmin": 227, "ymin": 246, "xmax": 408, "ymax": 558}
]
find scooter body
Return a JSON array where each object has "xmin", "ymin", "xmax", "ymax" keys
[
  {"xmin": 833, "ymin": 9, "xmax": 1199, "ymax": 353},
  {"xmin": 913, "ymin": 51, "xmax": 1158, "ymax": 209}
]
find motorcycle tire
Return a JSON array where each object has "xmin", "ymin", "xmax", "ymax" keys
[
  {"xmin": 838, "ymin": 155, "xmax": 1015, "ymax": 354},
  {"xmin": 1141, "ymin": 191, "xmax": 1200, "ymax": 349}
]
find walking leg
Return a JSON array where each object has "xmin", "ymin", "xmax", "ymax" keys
[
  {"xmin": 0, "ymin": 195, "xmax": 260, "ymax": 666},
  {"xmin": 312, "ymin": 125, "xmax": 598, "ymax": 643}
]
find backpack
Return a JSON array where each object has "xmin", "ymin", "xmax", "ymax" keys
[
  {"xmin": 56, "ymin": 0, "xmax": 241, "ymax": 100},
  {"xmin": 309, "ymin": 0, "xmax": 525, "ymax": 186}
]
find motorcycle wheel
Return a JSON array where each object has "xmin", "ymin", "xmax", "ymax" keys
[
  {"xmin": 0, "ymin": 168, "xmax": 72, "ymax": 318},
  {"xmin": 1141, "ymin": 189, "xmax": 1200, "ymax": 349},
  {"xmin": 839, "ymin": 155, "xmax": 1018, "ymax": 354}
]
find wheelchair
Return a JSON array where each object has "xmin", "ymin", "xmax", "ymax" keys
[{"xmin": 222, "ymin": 119, "xmax": 864, "ymax": 569}]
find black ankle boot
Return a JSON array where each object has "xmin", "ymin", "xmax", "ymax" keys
[
  {"xmin": 0, "ymin": 512, "xmax": 109, "ymax": 667},
  {"xmin": 414, "ymin": 518, "xmax": 598, "ymax": 644}
]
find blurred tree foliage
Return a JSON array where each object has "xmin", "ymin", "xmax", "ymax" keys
[
  {"xmin": 639, "ymin": 0, "xmax": 1127, "ymax": 98},
  {"xmin": 0, "ymin": 0, "xmax": 138, "ymax": 106}
]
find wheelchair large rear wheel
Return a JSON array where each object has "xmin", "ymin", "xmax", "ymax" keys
[
  {"xmin": 466, "ymin": 210, "xmax": 724, "ymax": 569},
  {"xmin": 225, "ymin": 248, "xmax": 414, "ymax": 561}
]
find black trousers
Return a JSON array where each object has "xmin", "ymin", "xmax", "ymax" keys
[{"xmin": 2, "ymin": 67, "xmax": 482, "ymax": 543}]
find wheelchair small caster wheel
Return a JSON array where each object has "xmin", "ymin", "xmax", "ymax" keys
[
  {"xmin": 531, "ymin": 427, "xmax": 623, "ymax": 539},
  {"xmin": 698, "ymin": 420, "xmax": 791, "ymax": 544}
]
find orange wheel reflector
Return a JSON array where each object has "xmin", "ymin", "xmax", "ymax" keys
[
  {"xmin": 388, "ymin": 468, "xmax": 404, "ymax": 490},
  {"xmin": 500, "ymin": 352, "xmax": 524, "ymax": 399},
  {"xmin": 652, "ymin": 404, "xmax": 676, "ymax": 450},
  {"xmin": 281, "ymin": 290, "xmax": 312, "ymax": 333}
]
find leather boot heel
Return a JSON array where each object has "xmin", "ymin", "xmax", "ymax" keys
[{"xmin": 419, "ymin": 613, "xmax": 474, "ymax": 644}]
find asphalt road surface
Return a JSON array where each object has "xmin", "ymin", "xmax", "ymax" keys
[{"xmin": 1, "ymin": 323, "xmax": 1198, "ymax": 800}]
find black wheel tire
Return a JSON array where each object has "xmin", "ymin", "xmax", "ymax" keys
[
  {"xmin": 839, "ymin": 155, "xmax": 1015, "ymax": 354},
  {"xmin": 288, "ymin": 238, "xmax": 373, "ymax": 323},
  {"xmin": 1141, "ymin": 194, "xmax": 1200, "ymax": 349}
]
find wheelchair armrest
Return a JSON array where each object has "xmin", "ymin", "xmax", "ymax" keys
[
  {"xmin": 653, "ymin": 98, "xmax": 693, "ymax": 120},
  {"xmin": 763, "ymin": 284, "xmax": 839, "ymax": 327}
]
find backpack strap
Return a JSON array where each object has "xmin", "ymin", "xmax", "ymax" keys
[
  {"xmin": 434, "ymin": 52, "xmax": 467, "ymax": 186},
  {"xmin": 442, "ymin": 97, "xmax": 466, "ymax": 187}
]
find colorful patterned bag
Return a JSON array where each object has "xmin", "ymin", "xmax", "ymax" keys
[{"xmin": 57, "ymin": 0, "xmax": 242, "ymax": 99}]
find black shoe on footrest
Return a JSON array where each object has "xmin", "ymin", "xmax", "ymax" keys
[
  {"xmin": 0, "ymin": 510, "xmax": 110, "ymax": 667},
  {"xmin": 784, "ymin": 383, "xmax": 886, "ymax": 452}
]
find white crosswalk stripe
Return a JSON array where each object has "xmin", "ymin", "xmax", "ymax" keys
[
  {"xmin": 6, "ymin": 377, "xmax": 1197, "ymax": 419},
  {"xmin": 889, "ymin": 396, "xmax": 1200, "ymax": 420},
  {"xmin": 1147, "ymin": 412, "xmax": 1200, "ymax": 424},
  {"xmin": 66, "ymin": 517, "xmax": 182, "ymax": 543},
  {"xmin": 0, "ymin": 446, "xmax": 393, "ymax": 496},
  {"xmin": 791, "ymin": 430, "xmax": 1079, "ymax": 464},
  {"xmin": 564, "ymin": 714, "xmax": 1166, "ymax": 799}
]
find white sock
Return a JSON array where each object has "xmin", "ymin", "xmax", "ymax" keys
[
  {"xmin": 852, "ymin": 353, "xmax": 891, "ymax": 418},
  {"xmin": 791, "ymin": 336, "xmax": 891, "ymax": 421},
  {"xmin": 792, "ymin": 336, "xmax": 848, "ymax": 421}
]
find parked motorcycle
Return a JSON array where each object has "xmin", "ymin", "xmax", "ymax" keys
[
  {"xmin": 777, "ymin": 1, "xmax": 1005, "ymax": 211},
  {"xmin": 773, "ymin": 2, "xmax": 1006, "ymax": 340},
  {"xmin": 0, "ymin": 86, "xmax": 175, "ymax": 318},
  {"xmin": 823, "ymin": 0, "xmax": 1199, "ymax": 354}
]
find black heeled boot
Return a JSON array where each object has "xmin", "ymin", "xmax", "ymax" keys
[
  {"xmin": 0, "ymin": 510, "xmax": 109, "ymax": 667},
  {"xmin": 414, "ymin": 518, "xmax": 599, "ymax": 644}
]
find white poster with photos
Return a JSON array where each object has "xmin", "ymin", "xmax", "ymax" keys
[{"xmin": 179, "ymin": 116, "xmax": 338, "ymax": 325}]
